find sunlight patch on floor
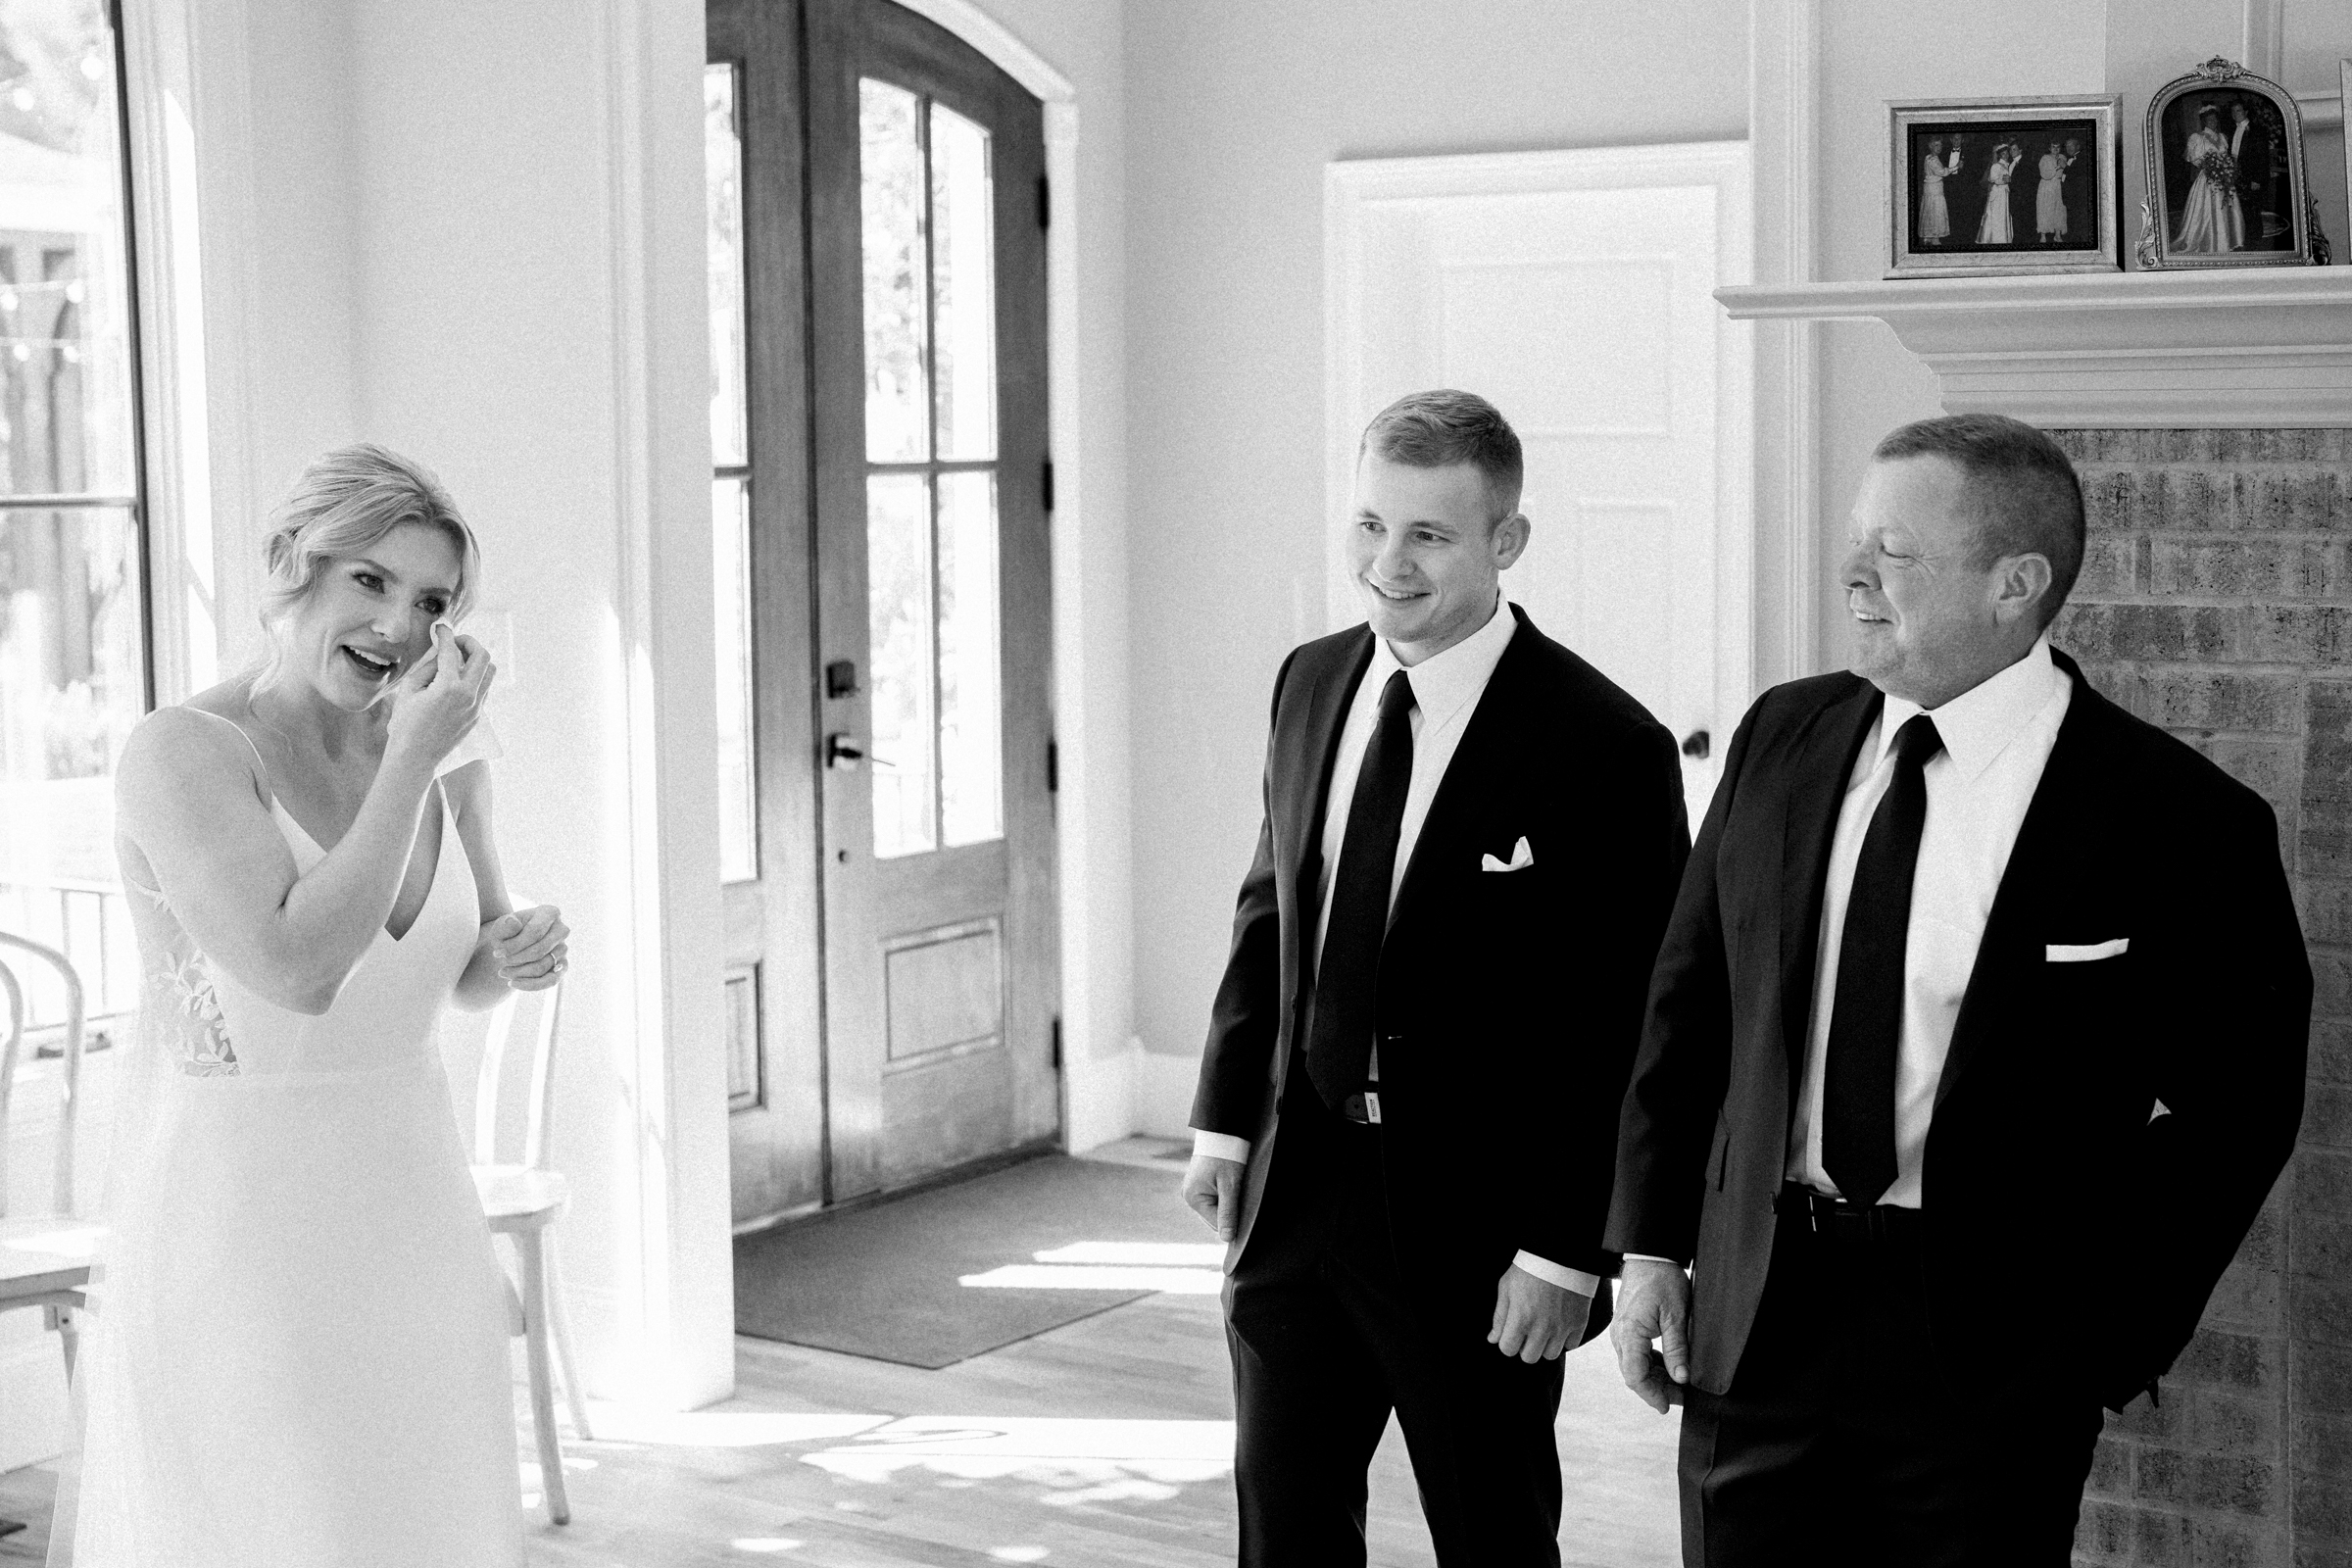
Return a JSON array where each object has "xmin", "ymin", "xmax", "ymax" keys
[
  {"xmin": 579, "ymin": 1408, "xmax": 891, "ymax": 1447},
  {"xmin": 957, "ymin": 1263, "xmax": 1223, "ymax": 1293},
  {"xmin": 1031, "ymin": 1242, "xmax": 1225, "ymax": 1266},
  {"xmin": 802, "ymin": 1414, "xmax": 1236, "ymax": 1488}
]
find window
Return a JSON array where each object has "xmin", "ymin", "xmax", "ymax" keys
[
  {"xmin": 0, "ymin": 0, "xmax": 148, "ymax": 1029},
  {"xmin": 858, "ymin": 79, "xmax": 1004, "ymax": 859}
]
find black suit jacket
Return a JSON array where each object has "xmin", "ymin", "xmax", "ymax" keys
[
  {"xmin": 1605, "ymin": 652, "xmax": 2310, "ymax": 1409},
  {"xmin": 1192, "ymin": 606, "xmax": 1689, "ymax": 1330}
]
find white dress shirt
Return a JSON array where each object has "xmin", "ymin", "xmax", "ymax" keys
[
  {"xmin": 1627, "ymin": 640, "xmax": 2072, "ymax": 1275},
  {"xmin": 1788, "ymin": 637, "xmax": 2072, "ymax": 1206},
  {"xmin": 1192, "ymin": 596, "xmax": 1599, "ymax": 1297}
]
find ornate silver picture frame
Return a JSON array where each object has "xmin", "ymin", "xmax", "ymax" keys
[
  {"xmin": 1886, "ymin": 95, "xmax": 2122, "ymax": 278},
  {"xmin": 2137, "ymin": 58, "xmax": 2314, "ymax": 270}
]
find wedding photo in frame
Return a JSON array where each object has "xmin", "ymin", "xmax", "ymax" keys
[
  {"xmin": 2138, "ymin": 57, "xmax": 2312, "ymax": 270},
  {"xmin": 1886, "ymin": 95, "xmax": 2122, "ymax": 277}
]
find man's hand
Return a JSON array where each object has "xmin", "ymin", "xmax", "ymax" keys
[
  {"xmin": 1612, "ymin": 1257, "xmax": 1692, "ymax": 1414},
  {"xmin": 1488, "ymin": 1266, "xmax": 1591, "ymax": 1363},
  {"xmin": 1181, "ymin": 1153, "xmax": 1246, "ymax": 1243}
]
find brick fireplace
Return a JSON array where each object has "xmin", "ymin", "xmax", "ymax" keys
[{"xmin": 2048, "ymin": 427, "xmax": 2351, "ymax": 1568}]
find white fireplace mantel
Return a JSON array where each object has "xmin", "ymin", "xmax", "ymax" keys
[{"xmin": 1717, "ymin": 269, "xmax": 2352, "ymax": 429}]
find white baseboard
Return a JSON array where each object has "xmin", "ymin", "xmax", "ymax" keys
[
  {"xmin": 1063, "ymin": 1036, "xmax": 1140, "ymax": 1154},
  {"xmin": 1137, "ymin": 1049, "xmax": 1200, "ymax": 1138}
]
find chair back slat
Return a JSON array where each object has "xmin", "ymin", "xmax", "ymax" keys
[
  {"xmin": 0, "ymin": 932, "xmax": 85, "ymax": 1218},
  {"xmin": 475, "ymin": 986, "xmax": 518, "ymax": 1165},
  {"xmin": 471, "ymin": 901, "xmax": 563, "ymax": 1171},
  {"xmin": 523, "ymin": 977, "xmax": 564, "ymax": 1172}
]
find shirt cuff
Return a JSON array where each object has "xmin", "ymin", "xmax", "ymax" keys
[
  {"xmin": 1623, "ymin": 1252, "xmax": 1687, "ymax": 1269},
  {"xmin": 1192, "ymin": 1130, "xmax": 1251, "ymax": 1164},
  {"xmin": 1511, "ymin": 1250, "xmax": 1599, "ymax": 1298}
]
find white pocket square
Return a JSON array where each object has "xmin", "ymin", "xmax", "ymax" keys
[
  {"xmin": 2046, "ymin": 938, "xmax": 2129, "ymax": 962},
  {"xmin": 1482, "ymin": 837, "xmax": 1535, "ymax": 873}
]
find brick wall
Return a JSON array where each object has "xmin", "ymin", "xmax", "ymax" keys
[{"xmin": 2046, "ymin": 428, "xmax": 2351, "ymax": 1568}]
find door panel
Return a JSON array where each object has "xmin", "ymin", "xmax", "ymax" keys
[
  {"xmin": 1331, "ymin": 154, "xmax": 1745, "ymax": 823},
  {"xmin": 808, "ymin": 0, "xmax": 1056, "ymax": 1202}
]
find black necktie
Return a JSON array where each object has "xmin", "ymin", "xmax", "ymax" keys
[
  {"xmin": 1822, "ymin": 712, "xmax": 1944, "ymax": 1208},
  {"xmin": 1305, "ymin": 669, "xmax": 1415, "ymax": 1110}
]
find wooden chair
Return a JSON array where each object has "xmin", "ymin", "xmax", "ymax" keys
[
  {"xmin": 470, "ymin": 970, "xmax": 592, "ymax": 1527},
  {"xmin": 0, "ymin": 931, "xmax": 92, "ymax": 1380},
  {"xmin": 0, "ymin": 934, "xmax": 94, "ymax": 1540}
]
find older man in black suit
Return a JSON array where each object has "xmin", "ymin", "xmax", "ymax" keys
[
  {"xmin": 1606, "ymin": 413, "xmax": 2310, "ymax": 1566},
  {"xmin": 1183, "ymin": 389, "xmax": 1689, "ymax": 1565}
]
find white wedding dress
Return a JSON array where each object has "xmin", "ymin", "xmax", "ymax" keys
[{"xmin": 52, "ymin": 711, "xmax": 523, "ymax": 1567}]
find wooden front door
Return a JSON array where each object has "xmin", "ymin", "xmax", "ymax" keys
[{"xmin": 711, "ymin": 0, "xmax": 1057, "ymax": 1228}]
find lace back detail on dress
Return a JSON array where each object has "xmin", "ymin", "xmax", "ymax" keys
[{"xmin": 130, "ymin": 877, "xmax": 241, "ymax": 1077}]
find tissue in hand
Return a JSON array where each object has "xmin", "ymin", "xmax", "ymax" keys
[{"xmin": 426, "ymin": 617, "xmax": 503, "ymax": 776}]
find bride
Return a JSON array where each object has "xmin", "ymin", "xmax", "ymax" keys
[{"xmin": 51, "ymin": 445, "xmax": 568, "ymax": 1566}]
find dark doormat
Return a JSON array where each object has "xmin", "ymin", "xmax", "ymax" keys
[{"xmin": 734, "ymin": 1153, "xmax": 1213, "ymax": 1368}]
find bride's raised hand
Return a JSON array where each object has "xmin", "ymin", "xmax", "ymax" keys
[{"xmin": 385, "ymin": 620, "xmax": 495, "ymax": 769}]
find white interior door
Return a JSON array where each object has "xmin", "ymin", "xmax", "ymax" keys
[{"xmin": 1327, "ymin": 145, "xmax": 1751, "ymax": 822}]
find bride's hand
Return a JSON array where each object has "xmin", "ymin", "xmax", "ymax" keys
[
  {"xmin": 484, "ymin": 905, "xmax": 569, "ymax": 991},
  {"xmin": 385, "ymin": 621, "xmax": 494, "ymax": 768}
]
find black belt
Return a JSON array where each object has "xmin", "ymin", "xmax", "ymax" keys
[{"xmin": 1776, "ymin": 1182, "xmax": 1920, "ymax": 1244}]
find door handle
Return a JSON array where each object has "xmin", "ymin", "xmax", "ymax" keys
[
  {"xmin": 825, "ymin": 733, "xmax": 866, "ymax": 769},
  {"xmin": 1681, "ymin": 728, "xmax": 1711, "ymax": 760}
]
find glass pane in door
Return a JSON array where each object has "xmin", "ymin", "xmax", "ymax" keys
[
  {"xmin": 711, "ymin": 478, "xmax": 758, "ymax": 881},
  {"xmin": 936, "ymin": 470, "xmax": 1000, "ymax": 846},
  {"xmin": 705, "ymin": 64, "xmax": 749, "ymax": 467},
  {"xmin": 866, "ymin": 472, "xmax": 936, "ymax": 858},
  {"xmin": 858, "ymin": 78, "xmax": 927, "ymax": 464},
  {"xmin": 928, "ymin": 103, "xmax": 994, "ymax": 461}
]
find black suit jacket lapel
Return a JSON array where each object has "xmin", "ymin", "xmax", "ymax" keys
[
  {"xmin": 1935, "ymin": 662, "xmax": 2113, "ymax": 1110},
  {"xmin": 1282, "ymin": 630, "xmax": 1375, "ymax": 977},
  {"xmin": 1777, "ymin": 680, "xmax": 1884, "ymax": 1083}
]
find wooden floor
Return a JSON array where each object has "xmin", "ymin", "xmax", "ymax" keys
[{"xmin": 2, "ymin": 1148, "xmax": 1682, "ymax": 1566}]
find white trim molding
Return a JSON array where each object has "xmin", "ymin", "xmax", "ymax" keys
[
  {"xmin": 1747, "ymin": 0, "xmax": 1822, "ymax": 689},
  {"xmin": 1718, "ymin": 270, "xmax": 2352, "ymax": 428}
]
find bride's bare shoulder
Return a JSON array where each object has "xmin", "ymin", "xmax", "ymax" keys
[{"xmin": 119, "ymin": 682, "xmax": 267, "ymax": 811}]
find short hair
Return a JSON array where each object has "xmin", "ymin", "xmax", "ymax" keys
[
  {"xmin": 257, "ymin": 443, "xmax": 482, "ymax": 678},
  {"xmin": 1872, "ymin": 414, "xmax": 2084, "ymax": 632},
  {"xmin": 1358, "ymin": 389, "xmax": 1525, "ymax": 520}
]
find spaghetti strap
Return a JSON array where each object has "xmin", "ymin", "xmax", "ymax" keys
[{"xmin": 184, "ymin": 705, "xmax": 271, "ymax": 782}]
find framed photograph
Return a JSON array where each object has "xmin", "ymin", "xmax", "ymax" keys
[
  {"xmin": 1886, "ymin": 96, "xmax": 2122, "ymax": 277},
  {"xmin": 2138, "ymin": 58, "xmax": 2312, "ymax": 270}
]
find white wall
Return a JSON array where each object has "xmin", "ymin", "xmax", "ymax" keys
[{"xmin": 1120, "ymin": 0, "xmax": 1750, "ymax": 1126}]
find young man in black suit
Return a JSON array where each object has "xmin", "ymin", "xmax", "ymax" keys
[
  {"xmin": 1607, "ymin": 414, "xmax": 2311, "ymax": 1566},
  {"xmin": 1181, "ymin": 389, "xmax": 1690, "ymax": 1565}
]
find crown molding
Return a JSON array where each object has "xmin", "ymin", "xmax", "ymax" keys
[{"xmin": 1717, "ymin": 269, "xmax": 2352, "ymax": 427}]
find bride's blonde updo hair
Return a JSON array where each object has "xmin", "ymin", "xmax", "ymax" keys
[{"xmin": 255, "ymin": 443, "xmax": 482, "ymax": 683}]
